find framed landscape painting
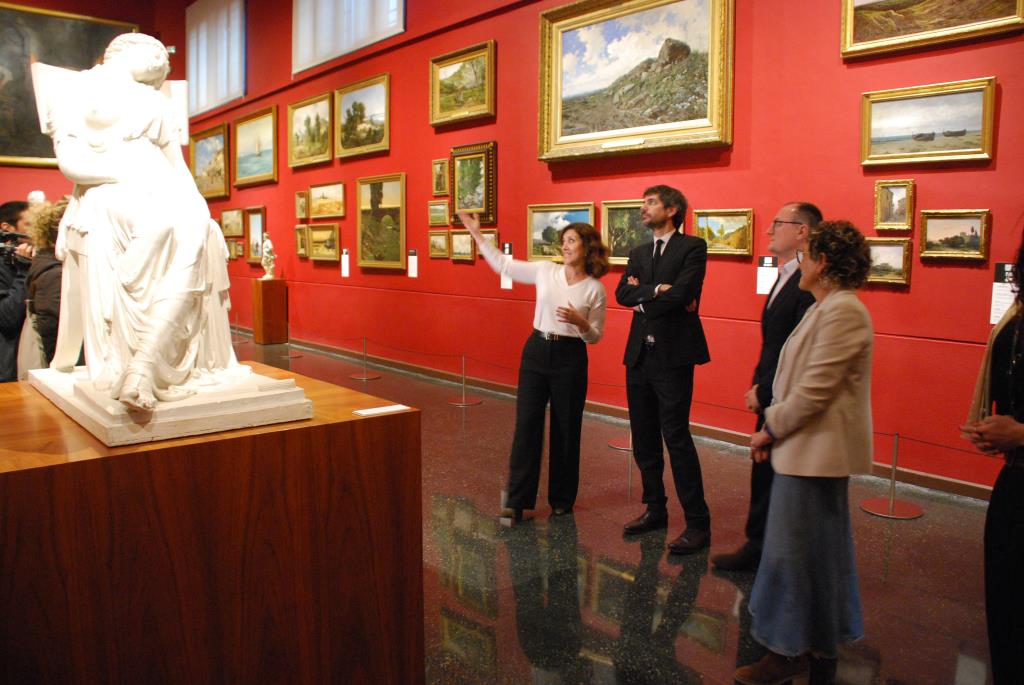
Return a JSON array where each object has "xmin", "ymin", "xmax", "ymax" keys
[
  {"xmin": 428, "ymin": 200, "xmax": 449, "ymax": 226},
  {"xmin": 309, "ymin": 182, "xmax": 345, "ymax": 219},
  {"xmin": 428, "ymin": 230, "xmax": 450, "ymax": 258},
  {"xmin": 190, "ymin": 123, "xmax": 229, "ymax": 199},
  {"xmin": 0, "ymin": 4, "xmax": 134, "ymax": 167},
  {"xmin": 920, "ymin": 209, "xmax": 989, "ymax": 260},
  {"xmin": 335, "ymin": 74, "xmax": 390, "ymax": 158},
  {"xmin": 295, "ymin": 190, "xmax": 309, "ymax": 220},
  {"xmin": 450, "ymin": 230, "xmax": 476, "ymax": 262},
  {"xmin": 866, "ymin": 237, "xmax": 912, "ymax": 285},
  {"xmin": 841, "ymin": 0, "xmax": 1024, "ymax": 59},
  {"xmin": 538, "ymin": 0, "xmax": 734, "ymax": 161},
  {"xmin": 245, "ymin": 206, "xmax": 266, "ymax": 264},
  {"xmin": 601, "ymin": 200, "xmax": 647, "ymax": 265},
  {"xmin": 874, "ymin": 179, "xmax": 915, "ymax": 232},
  {"xmin": 233, "ymin": 106, "xmax": 278, "ymax": 187},
  {"xmin": 480, "ymin": 229, "xmax": 499, "ymax": 252},
  {"xmin": 308, "ymin": 224, "xmax": 340, "ymax": 262},
  {"xmin": 357, "ymin": 173, "xmax": 406, "ymax": 270},
  {"xmin": 432, "ymin": 158, "xmax": 450, "ymax": 196},
  {"xmin": 295, "ymin": 225, "xmax": 309, "ymax": 257},
  {"xmin": 861, "ymin": 77, "xmax": 995, "ymax": 166},
  {"xmin": 693, "ymin": 209, "xmax": 753, "ymax": 256},
  {"xmin": 430, "ymin": 40, "xmax": 496, "ymax": 127},
  {"xmin": 527, "ymin": 203, "xmax": 595, "ymax": 261},
  {"xmin": 451, "ymin": 141, "xmax": 497, "ymax": 225},
  {"xmin": 287, "ymin": 92, "xmax": 332, "ymax": 167},
  {"xmin": 220, "ymin": 208, "xmax": 244, "ymax": 238}
]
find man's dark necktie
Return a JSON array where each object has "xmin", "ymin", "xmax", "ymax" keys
[{"xmin": 653, "ymin": 238, "xmax": 664, "ymax": 273}]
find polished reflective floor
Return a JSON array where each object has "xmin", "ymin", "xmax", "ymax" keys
[{"xmin": 240, "ymin": 341, "xmax": 991, "ymax": 685}]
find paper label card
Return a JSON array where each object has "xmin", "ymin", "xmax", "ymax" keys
[
  {"xmin": 756, "ymin": 255, "xmax": 779, "ymax": 295},
  {"xmin": 991, "ymin": 262, "xmax": 1014, "ymax": 324}
]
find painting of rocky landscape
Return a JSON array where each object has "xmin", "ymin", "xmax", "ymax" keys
[
  {"xmin": 559, "ymin": 0, "xmax": 710, "ymax": 137},
  {"xmin": 852, "ymin": 0, "xmax": 1017, "ymax": 44}
]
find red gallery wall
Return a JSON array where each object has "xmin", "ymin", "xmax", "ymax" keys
[{"xmin": 5, "ymin": 0, "xmax": 1023, "ymax": 489}]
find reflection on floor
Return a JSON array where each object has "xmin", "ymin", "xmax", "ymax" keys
[{"xmin": 240, "ymin": 341, "xmax": 991, "ymax": 685}]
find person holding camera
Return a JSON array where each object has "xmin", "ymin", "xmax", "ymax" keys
[{"xmin": 1, "ymin": 200, "xmax": 35, "ymax": 381}]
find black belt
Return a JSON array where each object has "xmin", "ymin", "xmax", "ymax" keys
[{"xmin": 534, "ymin": 329, "xmax": 579, "ymax": 342}]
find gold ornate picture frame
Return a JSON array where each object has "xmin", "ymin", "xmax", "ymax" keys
[
  {"xmin": 428, "ymin": 200, "xmax": 449, "ymax": 227},
  {"xmin": 233, "ymin": 106, "xmax": 278, "ymax": 188},
  {"xmin": 538, "ymin": 0, "xmax": 734, "ymax": 161},
  {"xmin": 450, "ymin": 230, "xmax": 476, "ymax": 263},
  {"xmin": 309, "ymin": 182, "xmax": 345, "ymax": 219},
  {"xmin": 527, "ymin": 202, "xmax": 595, "ymax": 262},
  {"xmin": 920, "ymin": 209, "xmax": 990, "ymax": 260},
  {"xmin": 244, "ymin": 206, "xmax": 267, "ymax": 264},
  {"xmin": 428, "ymin": 230, "xmax": 450, "ymax": 258},
  {"xmin": 601, "ymin": 199, "xmax": 646, "ymax": 265},
  {"xmin": 430, "ymin": 40, "xmax": 496, "ymax": 127},
  {"xmin": 450, "ymin": 141, "xmax": 497, "ymax": 225},
  {"xmin": 295, "ymin": 224, "xmax": 309, "ymax": 257},
  {"xmin": 432, "ymin": 158, "xmax": 450, "ymax": 196},
  {"xmin": 874, "ymin": 179, "xmax": 915, "ymax": 232},
  {"xmin": 841, "ymin": 0, "xmax": 1024, "ymax": 59},
  {"xmin": 308, "ymin": 223, "xmax": 340, "ymax": 262},
  {"xmin": 357, "ymin": 172, "xmax": 406, "ymax": 270},
  {"xmin": 189, "ymin": 122, "xmax": 229, "ymax": 199},
  {"xmin": 287, "ymin": 92, "xmax": 333, "ymax": 168},
  {"xmin": 861, "ymin": 77, "xmax": 995, "ymax": 166},
  {"xmin": 693, "ymin": 208, "xmax": 753, "ymax": 256},
  {"xmin": 866, "ymin": 237, "xmax": 912, "ymax": 285},
  {"xmin": 220, "ymin": 208, "xmax": 244, "ymax": 238},
  {"xmin": 335, "ymin": 73, "xmax": 390, "ymax": 159}
]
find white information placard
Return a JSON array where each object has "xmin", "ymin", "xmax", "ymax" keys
[
  {"xmin": 408, "ymin": 249, "xmax": 418, "ymax": 278},
  {"xmin": 501, "ymin": 243, "xmax": 513, "ymax": 290},
  {"xmin": 756, "ymin": 255, "xmax": 779, "ymax": 295},
  {"xmin": 991, "ymin": 262, "xmax": 1014, "ymax": 325},
  {"xmin": 341, "ymin": 248, "xmax": 350, "ymax": 278}
]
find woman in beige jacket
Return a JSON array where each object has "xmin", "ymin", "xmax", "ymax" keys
[{"xmin": 735, "ymin": 220, "xmax": 873, "ymax": 685}]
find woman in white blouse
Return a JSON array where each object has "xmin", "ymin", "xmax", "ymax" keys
[{"xmin": 458, "ymin": 211, "xmax": 609, "ymax": 522}]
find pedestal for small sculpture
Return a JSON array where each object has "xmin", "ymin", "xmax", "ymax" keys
[{"xmin": 253, "ymin": 278, "xmax": 288, "ymax": 344}]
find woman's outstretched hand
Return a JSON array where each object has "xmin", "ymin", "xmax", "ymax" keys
[{"xmin": 456, "ymin": 211, "xmax": 483, "ymax": 241}]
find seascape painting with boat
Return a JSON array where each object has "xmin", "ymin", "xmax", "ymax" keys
[{"xmin": 869, "ymin": 89, "xmax": 984, "ymax": 156}]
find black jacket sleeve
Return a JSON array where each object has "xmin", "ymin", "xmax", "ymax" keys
[{"xmin": 639, "ymin": 239, "xmax": 707, "ymax": 320}]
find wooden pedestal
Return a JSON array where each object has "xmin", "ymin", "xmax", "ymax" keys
[
  {"xmin": 253, "ymin": 278, "xmax": 288, "ymax": 344},
  {"xmin": 0, "ymin": 363, "xmax": 423, "ymax": 685}
]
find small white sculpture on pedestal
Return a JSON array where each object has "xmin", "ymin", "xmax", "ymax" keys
[{"xmin": 261, "ymin": 236, "xmax": 276, "ymax": 280}]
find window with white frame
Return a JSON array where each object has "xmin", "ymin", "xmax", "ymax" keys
[
  {"xmin": 187, "ymin": 0, "xmax": 246, "ymax": 116},
  {"xmin": 292, "ymin": 0, "xmax": 405, "ymax": 75}
]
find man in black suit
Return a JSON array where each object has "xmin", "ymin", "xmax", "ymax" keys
[
  {"xmin": 615, "ymin": 185, "xmax": 712, "ymax": 555},
  {"xmin": 712, "ymin": 202, "xmax": 820, "ymax": 572}
]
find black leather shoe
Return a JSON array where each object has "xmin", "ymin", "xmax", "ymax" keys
[
  {"xmin": 551, "ymin": 507, "xmax": 573, "ymax": 516},
  {"xmin": 667, "ymin": 528, "xmax": 710, "ymax": 555},
  {"xmin": 623, "ymin": 510, "xmax": 668, "ymax": 534},
  {"xmin": 711, "ymin": 544, "xmax": 760, "ymax": 572}
]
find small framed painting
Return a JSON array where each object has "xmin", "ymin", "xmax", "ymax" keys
[
  {"xmin": 920, "ymin": 209, "xmax": 990, "ymax": 260},
  {"xmin": 335, "ymin": 73, "xmax": 390, "ymax": 158},
  {"xmin": 295, "ymin": 225, "xmax": 309, "ymax": 257},
  {"xmin": 430, "ymin": 40, "xmax": 496, "ymax": 127},
  {"xmin": 479, "ymin": 229, "xmax": 499, "ymax": 252},
  {"xmin": 451, "ymin": 141, "xmax": 497, "ymax": 225},
  {"xmin": 308, "ymin": 223, "xmax": 340, "ymax": 261},
  {"xmin": 866, "ymin": 237, "xmax": 912, "ymax": 285},
  {"xmin": 287, "ymin": 92, "xmax": 333, "ymax": 167},
  {"xmin": 309, "ymin": 181, "xmax": 345, "ymax": 218},
  {"xmin": 874, "ymin": 180, "xmax": 914, "ymax": 232},
  {"xmin": 233, "ymin": 106, "xmax": 278, "ymax": 188},
  {"xmin": 428, "ymin": 230, "xmax": 450, "ymax": 258},
  {"xmin": 861, "ymin": 77, "xmax": 995, "ymax": 166},
  {"xmin": 692, "ymin": 208, "xmax": 753, "ymax": 256},
  {"xmin": 428, "ymin": 200, "xmax": 449, "ymax": 226},
  {"xmin": 432, "ymin": 158, "xmax": 450, "ymax": 196},
  {"xmin": 527, "ymin": 202, "xmax": 595, "ymax": 262},
  {"xmin": 295, "ymin": 190, "xmax": 309, "ymax": 220},
  {"xmin": 220, "ymin": 208, "xmax": 244, "ymax": 238},
  {"xmin": 245, "ymin": 206, "xmax": 266, "ymax": 264},
  {"xmin": 189, "ymin": 122, "xmax": 229, "ymax": 199},
  {"xmin": 601, "ymin": 200, "xmax": 646, "ymax": 265},
  {"xmin": 450, "ymin": 230, "xmax": 476, "ymax": 262}
]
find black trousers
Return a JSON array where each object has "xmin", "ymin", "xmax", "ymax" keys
[
  {"xmin": 744, "ymin": 414, "xmax": 775, "ymax": 551},
  {"xmin": 985, "ymin": 462, "xmax": 1024, "ymax": 685},
  {"xmin": 506, "ymin": 333, "xmax": 588, "ymax": 510},
  {"xmin": 626, "ymin": 351, "xmax": 711, "ymax": 530}
]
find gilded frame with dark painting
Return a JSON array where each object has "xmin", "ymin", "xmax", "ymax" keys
[
  {"xmin": 357, "ymin": 172, "xmax": 406, "ymax": 270},
  {"xmin": 601, "ymin": 199, "xmax": 647, "ymax": 265},
  {"xmin": 450, "ymin": 141, "xmax": 497, "ymax": 225}
]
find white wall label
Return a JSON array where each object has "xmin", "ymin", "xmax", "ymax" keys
[
  {"xmin": 341, "ymin": 248, "xmax": 350, "ymax": 278},
  {"xmin": 501, "ymin": 242, "xmax": 513, "ymax": 290},
  {"xmin": 408, "ymin": 249, "xmax": 418, "ymax": 278},
  {"xmin": 991, "ymin": 262, "xmax": 1014, "ymax": 324},
  {"xmin": 756, "ymin": 255, "xmax": 778, "ymax": 295}
]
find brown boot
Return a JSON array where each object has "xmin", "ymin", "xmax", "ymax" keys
[{"xmin": 734, "ymin": 652, "xmax": 808, "ymax": 685}]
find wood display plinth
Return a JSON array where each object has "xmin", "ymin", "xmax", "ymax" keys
[
  {"xmin": 0, "ymin": 363, "xmax": 423, "ymax": 685},
  {"xmin": 253, "ymin": 278, "xmax": 288, "ymax": 344}
]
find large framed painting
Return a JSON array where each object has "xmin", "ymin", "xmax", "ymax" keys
[
  {"xmin": 357, "ymin": 172, "xmax": 406, "ymax": 270},
  {"xmin": 189, "ymin": 123, "xmax": 229, "ymax": 199},
  {"xmin": 335, "ymin": 74, "xmax": 390, "ymax": 158},
  {"xmin": 841, "ymin": 0, "xmax": 1024, "ymax": 59},
  {"xmin": 0, "ymin": 3, "xmax": 135, "ymax": 167},
  {"xmin": 861, "ymin": 77, "xmax": 995, "ymax": 166},
  {"xmin": 309, "ymin": 181, "xmax": 345, "ymax": 219},
  {"xmin": 538, "ymin": 0, "xmax": 734, "ymax": 161},
  {"xmin": 429, "ymin": 40, "xmax": 496, "ymax": 127},
  {"xmin": 920, "ymin": 209, "xmax": 990, "ymax": 260},
  {"xmin": 287, "ymin": 92, "xmax": 332, "ymax": 168},
  {"xmin": 874, "ymin": 179, "xmax": 915, "ymax": 232},
  {"xmin": 866, "ymin": 237, "xmax": 912, "ymax": 285},
  {"xmin": 450, "ymin": 141, "xmax": 497, "ymax": 225},
  {"xmin": 233, "ymin": 106, "xmax": 278, "ymax": 187},
  {"xmin": 693, "ymin": 208, "xmax": 753, "ymax": 256},
  {"xmin": 601, "ymin": 200, "xmax": 648, "ymax": 265},
  {"xmin": 527, "ymin": 202, "xmax": 595, "ymax": 261},
  {"xmin": 245, "ymin": 206, "xmax": 266, "ymax": 264}
]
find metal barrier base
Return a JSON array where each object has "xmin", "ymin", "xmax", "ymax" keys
[
  {"xmin": 608, "ymin": 434, "xmax": 632, "ymax": 451},
  {"xmin": 860, "ymin": 497, "xmax": 924, "ymax": 520},
  {"xmin": 448, "ymin": 396, "xmax": 483, "ymax": 407}
]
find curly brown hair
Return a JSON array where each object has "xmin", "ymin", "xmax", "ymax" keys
[
  {"xmin": 808, "ymin": 220, "xmax": 871, "ymax": 289},
  {"xmin": 560, "ymin": 222, "xmax": 610, "ymax": 278},
  {"xmin": 30, "ymin": 197, "xmax": 69, "ymax": 250}
]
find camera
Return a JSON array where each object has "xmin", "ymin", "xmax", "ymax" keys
[{"xmin": 0, "ymin": 229, "xmax": 31, "ymax": 268}]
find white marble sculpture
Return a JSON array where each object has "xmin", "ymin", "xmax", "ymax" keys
[
  {"xmin": 261, "ymin": 236, "xmax": 276, "ymax": 279},
  {"xmin": 26, "ymin": 34, "xmax": 312, "ymax": 443}
]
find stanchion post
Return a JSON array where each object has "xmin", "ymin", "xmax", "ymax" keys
[
  {"xmin": 231, "ymin": 311, "xmax": 248, "ymax": 345},
  {"xmin": 860, "ymin": 432, "xmax": 924, "ymax": 520},
  {"xmin": 608, "ymin": 432, "xmax": 632, "ymax": 451},
  {"xmin": 349, "ymin": 337, "xmax": 381, "ymax": 381},
  {"xmin": 448, "ymin": 355, "xmax": 482, "ymax": 407}
]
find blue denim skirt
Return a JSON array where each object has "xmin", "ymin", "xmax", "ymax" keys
[{"xmin": 748, "ymin": 474, "xmax": 864, "ymax": 658}]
